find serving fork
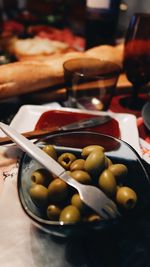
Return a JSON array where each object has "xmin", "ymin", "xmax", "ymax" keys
[{"xmin": 0, "ymin": 122, "xmax": 120, "ymax": 220}]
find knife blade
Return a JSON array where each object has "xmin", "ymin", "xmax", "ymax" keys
[{"xmin": 0, "ymin": 115, "xmax": 111, "ymax": 145}]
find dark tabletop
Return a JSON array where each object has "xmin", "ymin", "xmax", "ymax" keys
[{"xmin": 29, "ymin": 210, "xmax": 150, "ymax": 267}]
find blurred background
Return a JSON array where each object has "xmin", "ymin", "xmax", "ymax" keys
[
  {"xmin": 0, "ymin": 0, "xmax": 150, "ymax": 43},
  {"xmin": 0, "ymin": 0, "xmax": 149, "ymax": 112}
]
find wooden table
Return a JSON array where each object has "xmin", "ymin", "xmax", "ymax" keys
[{"xmin": 27, "ymin": 73, "xmax": 150, "ymax": 104}]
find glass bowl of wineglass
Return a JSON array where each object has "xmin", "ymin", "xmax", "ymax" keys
[{"xmin": 120, "ymin": 13, "xmax": 150, "ymax": 111}]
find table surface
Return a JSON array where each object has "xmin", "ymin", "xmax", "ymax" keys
[{"xmin": 0, "ymin": 72, "xmax": 149, "ymax": 124}]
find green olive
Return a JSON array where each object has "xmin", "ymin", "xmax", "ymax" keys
[
  {"xmin": 71, "ymin": 193, "xmax": 86, "ymax": 211},
  {"xmin": 84, "ymin": 149, "xmax": 105, "ymax": 175},
  {"xmin": 86, "ymin": 214, "xmax": 103, "ymax": 222},
  {"xmin": 98, "ymin": 169, "xmax": 117, "ymax": 196},
  {"xmin": 70, "ymin": 159, "xmax": 85, "ymax": 171},
  {"xmin": 29, "ymin": 184, "xmax": 48, "ymax": 207},
  {"xmin": 48, "ymin": 178, "xmax": 68, "ymax": 203},
  {"xmin": 116, "ymin": 186, "xmax": 137, "ymax": 209},
  {"xmin": 59, "ymin": 205, "xmax": 81, "ymax": 223},
  {"xmin": 70, "ymin": 170, "xmax": 91, "ymax": 184},
  {"xmin": 42, "ymin": 145, "xmax": 57, "ymax": 160},
  {"xmin": 105, "ymin": 157, "xmax": 113, "ymax": 168},
  {"xmin": 58, "ymin": 152, "xmax": 77, "ymax": 170},
  {"xmin": 109, "ymin": 164, "xmax": 128, "ymax": 180},
  {"xmin": 47, "ymin": 204, "xmax": 61, "ymax": 220},
  {"xmin": 31, "ymin": 168, "xmax": 53, "ymax": 187},
  {"xmin": 81, "ymin": 145, "xmax": 104, "ymax": 157}
]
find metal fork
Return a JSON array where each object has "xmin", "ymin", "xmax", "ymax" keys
[
  {"xmin": 0, "ymin": 122, "xmax": 120, "ymax": 220},
  {"xmin": 60, "ymin": 171, "xmax": 120, "ymax": 219}
]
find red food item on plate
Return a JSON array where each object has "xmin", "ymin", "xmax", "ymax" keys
[
  {"xmin": 28, "ymin": 25, "xmax": 55, "ymax": 35},
  {"xmin": 1, "ymin": 20, "xmax": 25, "ymax": 35},
  {"xmin": 35, "ymin": 110, "xmax": 120, "ymax": 138},
  {"xmin": 28, "ymin": 25, "xmax": 85, "ymax": 50}
]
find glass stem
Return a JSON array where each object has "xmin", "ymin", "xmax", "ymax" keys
[
  {"xmin": 132, "ymin": 85, "xmax": 140, "ymax": 101},
  {"xmin": 130, "ymin": 85, "xmax": 145, "ymax": 110}
]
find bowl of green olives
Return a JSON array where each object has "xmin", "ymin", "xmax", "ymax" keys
[{"xmin": 17, "ymin": 131, "xmax": 150, "ymax": 237}]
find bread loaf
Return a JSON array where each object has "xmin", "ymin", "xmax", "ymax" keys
[
  {"xmin": 85, "ymin": 44, "xmax": 123, "ymax": 67},
  {"xmin": 0, "ymin": 51, "xmax": 84, "ymax": 99},
  {"xmin": 0, "ymin": 44, "xmax": 124, "ymax": 100}
]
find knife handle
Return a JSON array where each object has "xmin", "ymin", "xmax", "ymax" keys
[{"xmin": 0, "ymin": 126, "xmax": 60, "ymax": 145}]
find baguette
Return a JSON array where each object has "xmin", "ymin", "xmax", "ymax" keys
[
  {"xmin": 0, "ymin": 51, "xmax": 84, "ymax": 99},
  {"xmin": 85, "ymin": 43, "xmax": 124, "ymax": 66},
  {"xmin": 0, "ymin": 44, "xmax": 124, "ymax": 100}
]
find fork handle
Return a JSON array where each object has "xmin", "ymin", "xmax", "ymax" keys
[
  {"xmin": 0, "ymin": 126, "xmax": 60, "ymax": 145},
  {"xmin": 60, "ymin": 171, "xmax": 82, "ymax": 191}
]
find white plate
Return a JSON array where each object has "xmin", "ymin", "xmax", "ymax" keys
[{"xmin": 8, "ymin": 104, "xmax": 141, "ymax": 156}]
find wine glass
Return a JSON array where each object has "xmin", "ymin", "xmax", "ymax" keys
[{"xmin": 120, "ymin": 13, "xmax": 150, "ymax": 110}]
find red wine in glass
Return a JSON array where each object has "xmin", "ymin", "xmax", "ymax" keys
[{"xmin": 121, "ymin": 13, "xmax": 150, "ymax": 110}]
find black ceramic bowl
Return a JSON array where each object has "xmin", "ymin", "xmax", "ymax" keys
[{"xmin": 17, "ymin": 131, "xmax": 150, "ymax": 237}]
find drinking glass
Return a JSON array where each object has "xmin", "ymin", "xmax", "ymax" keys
[
  {"xmin": 120, "ymin": 13, "xmax": 150, "ymax": 110},
  {"xmin": 63, "ymin": 58, "xmax": 121, "ymax": 111}
]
